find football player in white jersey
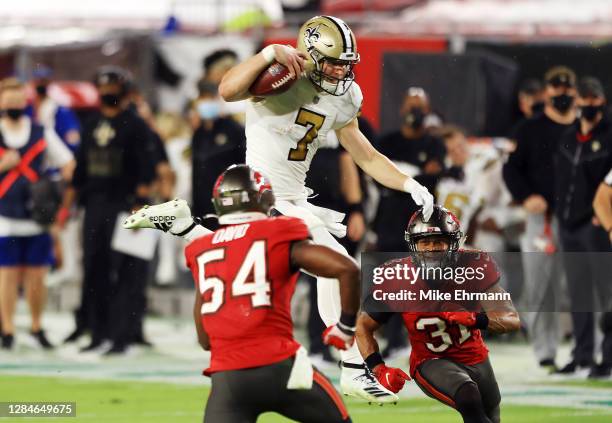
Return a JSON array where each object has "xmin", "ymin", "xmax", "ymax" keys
[{"xmin": 126, "ymin": 15, "xmax": 433, "ymax": 404}]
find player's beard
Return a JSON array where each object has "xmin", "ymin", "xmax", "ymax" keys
[{"xmin": 416, "ymin": 250, "xmax": 456, "ymax": 289}]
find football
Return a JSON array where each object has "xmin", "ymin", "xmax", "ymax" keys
[{"xmin": 249, "ymin": 61, "xmax": 297, "ymax": 97}]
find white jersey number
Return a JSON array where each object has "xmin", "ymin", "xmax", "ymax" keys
[
  {"xmin": 288, "ymin": 108, "xmax": 326, "ymax": 161},
  {"xmin": 415, "ymin": 317, "xmax": 472, "ymax": 353},
  {"xmin": 197, "ymin": 240, "xmax": 271, "ymax": 314}
]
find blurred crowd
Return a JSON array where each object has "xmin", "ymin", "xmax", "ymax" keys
[{"xmin": 0, "ymin": 52, "xmax": 610, "ymax": 378}]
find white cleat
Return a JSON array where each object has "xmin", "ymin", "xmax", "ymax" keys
[
  {"xmin": 340, "ymin": 362, "xmax": 399, "ymax": 405},
  {"xmin": 123, "ymin": 198, "xmax": 192, "ymax": 233}
]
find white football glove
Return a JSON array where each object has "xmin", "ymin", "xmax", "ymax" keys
[{"xmin": 403, "ymin": 178, "xmax": 434, "ymax": 221}]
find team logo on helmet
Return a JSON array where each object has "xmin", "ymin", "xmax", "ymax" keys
[{"xmin": 304, "ymin": 25, "xmax": 322, "ymax": 45}]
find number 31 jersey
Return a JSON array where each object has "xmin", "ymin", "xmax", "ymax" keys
[
  {"xmin": 184, "ymin": 216, "xmax": 309, "ymax": 375},
  {"xmin": 246, "ymin": 78, "xmax": 362, "ymax": 200}
]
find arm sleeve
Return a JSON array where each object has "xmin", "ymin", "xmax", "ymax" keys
[
  {"xmin": 502, "ymin": 124, "xmax": 533, "ymax": 203},
  {"xmin": 43, "ymin": 127, "xmax": 73, "ymax": 169}
]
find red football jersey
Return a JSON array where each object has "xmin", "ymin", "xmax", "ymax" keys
[
  {"xmin": 373, "ymin": 251, "xmax": 500, "ymax": 376},
  {"xmin": 184, "ymin": 216, "xmax": 309, "ymax": 375}
]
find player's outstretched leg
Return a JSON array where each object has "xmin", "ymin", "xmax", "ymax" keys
[
  {"xmin": 123, "ymin": 199, "xmax": 211, "ymax": 240},
  {"xmin": 123, "ymin": 198, "xmax": 193, "ymax": 233}
]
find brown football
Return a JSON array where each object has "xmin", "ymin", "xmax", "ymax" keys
[{"xmin": 249, "ymin": 61, "xmax": 297, "ymax": 97}]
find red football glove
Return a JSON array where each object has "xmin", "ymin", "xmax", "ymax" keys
[
  {"xmin": 322, "ymin": 324, "xmax": 354, "ymax": 351},
  {"xmin": 373, "ymin": 364, "xmax": 410, "ymax": 393},
  {"xmin": 441, "ymin": 311, "xmax": 477, "ymax": 327}
]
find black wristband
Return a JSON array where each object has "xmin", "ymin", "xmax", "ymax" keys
[
  {"xmin": 339, "ymin": 312, "xmax": 357, "ymax": 329},
  {"xmin": 475, "ymin": 312, "xmax": 489, "ymax": 330},
  {"xmin": 365, "ymin": 352, "xmax": 384, "ymax": 370},
  {"xmin": 346, "ymin": 203, "xmax": 364, "ymax": 215}
]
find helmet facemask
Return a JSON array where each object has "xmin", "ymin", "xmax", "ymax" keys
[
  {"xmin": 405, "ymin": 206, "xmax": 465, "ymax": 287},
  {"xmin": 307, "ymin": 50, "xmax": 358, "ymax": 96}
]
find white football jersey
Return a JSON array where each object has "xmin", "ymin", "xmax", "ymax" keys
[
  {"xmin": 245, "ymin": 77, "xmax": 362, "ymax": 200},
  {"xmin": 436, "ymin": 144, "xmax": 499, "ymax": 233}
]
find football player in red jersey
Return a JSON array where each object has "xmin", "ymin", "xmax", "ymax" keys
[
  {"xmin": 125, "ymin": 164, "xmax": 358, "ymax": 423},
  {"xmin": 356, "ymin": 206, "xmax": 520, "ymax": 423}
]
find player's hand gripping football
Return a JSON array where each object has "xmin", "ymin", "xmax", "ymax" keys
[
  {"xmin": 441, "ymin": 311, "xmax": 477, "ymax": 327},
  {"xmin": 372, "ymin": 364, "xmax": 410, "ymax": 394},
  {"xmin": 322, "ymin": 324, "xmax": 355, "ymax": 351},
  {"xmin": 272, "ymin": 45, "xmax": 307, "ymax": 80}
]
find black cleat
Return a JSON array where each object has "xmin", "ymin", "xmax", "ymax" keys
[
  {"xmin": 103, "ymin": 344, "xmax": 127, "ymax": 356},
  {"xmin": 63, "ymin": 328, "xmax": 85, "ymax": 344},
  {"xmin": 31, "ymin": 330, "xmax": 54, "ymax": 350},
  {"xmin": 1, "ymin": 333, "xmax": 14, "ymax": 349},
  {"xmin": 588, "ymin": 364, "xmax": 611, "ymax": 379},
  {"xmin": 80, "ymin": 339, "xmax": 104, "ymax": 352}
]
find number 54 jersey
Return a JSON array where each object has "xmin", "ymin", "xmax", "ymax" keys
[
  {"xmin": 184, "ymin": 216, "xmax": 310, "ymax": 375},
  {"xmin": 246, "ymin": 78, "xmax": 362, "ymax": 200}
]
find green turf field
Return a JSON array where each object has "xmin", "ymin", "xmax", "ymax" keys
[{"xmin": 1, "ymin": 375, "xmax": 611, "ymax": 422}]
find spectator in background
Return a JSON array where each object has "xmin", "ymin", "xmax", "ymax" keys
[
  {"xmin": 372, "ymin": 87, "xmax": 445, "ymax": 358},
  {"xmin": 191, "ymin": 81, "xmax": 245, "ymax": 217},
  {"xmin": 554, "ymin": 77, "xmax": 612, "ymax": 376},
  {"xmin": 30, "ymin": 66, "xmax": 83, "ymax": 290},
  {"xmin": 0, "ymin": 78, "xmax": 75, "ymax": 350},
  {"xmin": 374, "ymin": 87, "xmax": 446, "ymax": 251},
  {"xmin": 202, "ymin": 49, "xmax": 239, "ymax": 85},
  {"xmin": 518, "ymin": 78, "xmax": 546, "ymax": 119},
  {"xmin": 592, "ymin": 168, "xmax": 612, "ymax": 377},
  {"xmin": 124, "ymin": 84, "xmax": 174, "ymax": 345},
  {"xmin": 503, "ymin": 65, "xmax": 577, "ymax": 372},
  {"xmin": 127, "ymin": 84, "xmax": 174, "ymax": 204},
  {"xmin": 435, "ymin": 126, "xmax": 485, "ymax": 239},
  {"xmin": 508, "ymin": 78, "xmax": 545, "ymax": 140},
  {"xmin": 60, "ymin": 66, "xmax": 156, "ymax": 354},
  {"xmin": 200, "ymin": 49, "xmax": 244, "ymax": 120},
  {"xmin": 154, "ymin": 112, "xmax": 193, "ymax": 285},
  {"xmin": 29, "ymin": 65, "xmax": 81, "ymax": 152}
]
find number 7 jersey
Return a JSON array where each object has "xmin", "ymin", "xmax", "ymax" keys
[
  {"xmin": 184, "ymin": 216, "xmax": 310, "ymax": 375},
  {"xmin": 245, "ymin": 78, "xmax": 362, "ymax": 200}
]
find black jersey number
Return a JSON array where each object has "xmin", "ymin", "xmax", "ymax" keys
[{"xmin": 288, "ymin": 108, "xmax": 326, "ymax": 161}]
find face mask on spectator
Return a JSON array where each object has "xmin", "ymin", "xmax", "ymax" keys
[
  {"xmin": 100, "ymin": 93, "xmax": 121, "ymax": 107},
  {"xmin": 4, "ymin": 108, "xmax": 25, "ymax": 120},
  {"xmin": 35, "ymin": 85, "xmax": 47, "ymax": 97},
  {"xmin": 580, "ymin": 104, "xmax": 604, "ymax": 122},
  {"xmin": 551, "ymin": 94, "xmax": 574, "ymax": 113},
  {"xmin": 531, "ymin": 101, "xmax": 545, "ymax": 114},
  {"xmin": 197, "ymin": 100, "xmax": 220, "ymax": 120},
  {"xmin": 404, "ymin": 107, "xmax": 425, "ymax": 130}
]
